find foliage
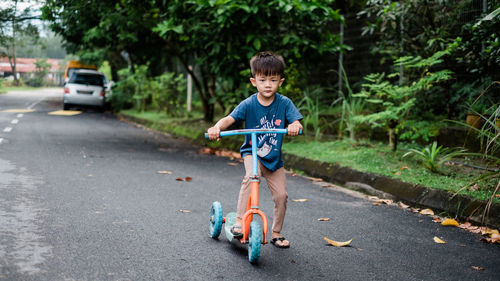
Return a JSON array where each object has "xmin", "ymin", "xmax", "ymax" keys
[
  {"xmin": 397, "ymin": 119, "xmax": 445, "ymax": 143},
  {"xmin": 110, "ymin": 68, "xmax": 136, "ymax": 112},
  {"xmin": 153, "ymin": 0, "xmax": 347, "ymax": 122},
  {"xmin": 0, "ymin": 0, "xmax": 40, "ymax": 85},
  {"xmin": 25, "ymin": 58, "xmax": 51, "ymax": 87},
  {"xmin": 151, "ymin": 72, "xmax": 187, "ymax": 117},
  {"xmin": 358, "ymin": 1, "xmax": 500, "ymax": 120},
  {"xmin": 402, "ymin": 141, "xmax": 469, "ymax": 173},
  {"xmin": 297, "ymin": 87, "xmax": 325, "ymax": 140},
  {"xmin": 352, "ymin": 44, "xmax": 454, "ymax": 150},
  {"xmin": 111, "ymin": 65, "xmax": 187, "ymax": 116}
]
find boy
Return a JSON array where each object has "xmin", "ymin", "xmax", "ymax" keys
[{"xmin": 207, "ymin": 51, "xmax": 303, "ymax": 248}]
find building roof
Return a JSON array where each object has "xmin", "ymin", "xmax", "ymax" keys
[{"xmin": 0, "ymin": 57, "xmax": 62, "ymax": 73}]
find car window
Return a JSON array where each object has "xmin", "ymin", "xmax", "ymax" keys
[{"xmin": 69, "ymin": 73, "xmax": 105, "ymax": 87}]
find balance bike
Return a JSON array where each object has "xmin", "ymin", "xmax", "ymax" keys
[{"xmin": 206, "ymin": 128, "xmax": 292, "ymax": 263}]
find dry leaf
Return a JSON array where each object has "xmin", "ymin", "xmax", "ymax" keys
[
  {"xmin": 470, "ymin": 183, "xmax": 479, "ymax": 191},
  {"xmin": 393, "ymin": 172, "xmax": 401, "ymax": 175},
  {"xmin": 373, "ymin": 203, "xmax": 381, "ymax": 206},
  {"xmin": 199, "ymin": 148, "xmax": 213, "ymax": 155},
  {"xmin": 471, "ymin": 266, "xmax": 484, "ymax": 271},
  {"xmin": 185, "ymin": 177, "xmax": 192, "ymax": 182},
  {"xmin": 496, "ymin": 194, "xmax": 500, "ymax": 198},
  {"xmin": 176, "ymin": 177, "xmax": 184, "ymax": 181},
  {"xmin": 227, "ymin": 162, "xmax": 239, "ymax": 166},
  {"xmin": 157, "ymin": 170, "xmax": 173, "ymax": 174},
  {"xmin": 290, "ymin": 172, "xmax": 297, "ymax": 177},
  {"xmin": 374, "ymin": 199, "xmax": 393, "ymax": 205},
  {"xmin": 308, "ymin": 177, "xmax": 323, "ymax": 182},
  {"xmin": 318, "ymin": 218, "xmax": 330, "ymax": 221},
  {"xmin": 420, "ymin": 209, "xmax": 435, "ymax": 216},
  {"xmin": 458, "ymin": 222, "xmax": 472, "ymax": 229},
  {"xmin": 179, "ymin": 209, "xmax": 192, "ymax": 213},
  {"xmin": 400, "ymin": 166, "xmax": 410, "ymax": 170},
  {"xmin": 433, "ymin": 236, "xmax": 446, "ymax": 244},
  {"xmin": 433, "ymin": 217, "xmax": 443, "ymax": 223},
  {"xmin": 441, "ymin": 218, "xmax": 459, "ymax": 227},
  {"xmin": 411, "ymin": 208, "xmax": 420, "ymax": 213},
  {"xmin": 480, "ymin": 227, "xmax": 499, "ymax": 236},
  {"xmin": 398, "ymin": 202, "xmax": 410, "ymax": 209},
  {"xmin": 291, "ymin": 199, "xmax": 308, "ymax": 202},
  {"xmin": 324, "ymin": 236, "xmax": 353, "ymax": 247}
]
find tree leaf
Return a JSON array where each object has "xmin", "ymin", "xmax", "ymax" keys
[
  {"xmin": 291, "ymin": 198, "xmax": 308, "ymax": 202},
  {"xmin": 185, "ymin": 177, "xmax": 192, "ymax": 182},
  {"xmin": 420, "ymin": 209, "xmax": 435, "ymax": 216},
  {"xmin": 318, "ymin": 218, "xmax": 330, "ymax": 221},
  {"xmin": 324, "ymin": 236, "xmax": 353, "ymax": 247},
  {"xmin": 433, "ymin": 236, "xmax": 446, "ymax": 244},
  {"xmin": 441, "ymin": 218, "xmax": 459, "ymax": 227},
  {"xmin": 157, "ymin": 170, "xmax": 173, "ymax": 174}
]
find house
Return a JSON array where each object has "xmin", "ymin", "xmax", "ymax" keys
[{"xmin": 0, "ymin": 57, "xmax": 64, "ymax": 85}]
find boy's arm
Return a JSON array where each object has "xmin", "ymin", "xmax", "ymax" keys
[
  {"xmin": 207, "ymin": 116, "xmax": 236, "ymax": 140},
  {"xmin": 287, "ymin": 120, "xmax": 303, "ymax": 136}
]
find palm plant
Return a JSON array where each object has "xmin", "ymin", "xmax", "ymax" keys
[
  {"xmin": 297, "ymin": 87, "xmax": 324, "ymax": 140},
  {"xmin": 403, "ymin": 141, "xmax": 469, "ymax": 173}
]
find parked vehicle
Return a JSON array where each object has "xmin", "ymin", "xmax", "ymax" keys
[{"xmin": 63, "ymin": 70, "xmax": 111, "ymax": 111}]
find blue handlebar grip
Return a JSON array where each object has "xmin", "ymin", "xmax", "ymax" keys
[{"xmin": 204, "ymin": 133, "xmax": 209, "ymax": 139}]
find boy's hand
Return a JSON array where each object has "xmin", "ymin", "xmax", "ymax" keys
[
  {"xmin": 287, "ymin": 121, "xmax": 303, "ymax": 136},
  {"xmin": 207, "ymin": 126, "xmax": 221, "ymax": 141}
]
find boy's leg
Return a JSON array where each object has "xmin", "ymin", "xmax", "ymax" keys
[
  {"xmin": 235, "ymin": 155, "xmax": 261, "ymax": 231},
  {"xmin": 261, "ymin": 166, "xmax": 288, "ymax": 238}
]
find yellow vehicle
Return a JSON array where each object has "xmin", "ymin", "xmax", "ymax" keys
[{"xmin": 63, "ymin": 60, "xmax": 97, "ymax": 82}]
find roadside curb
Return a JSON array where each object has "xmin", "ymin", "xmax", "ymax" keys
[
  {"xmin": 282, "ymin": 154, "xmax": 500, "ymax": 228},
  {"xmin": 118, "ymin": 113, "xmax": 500, "ymax": 228}
]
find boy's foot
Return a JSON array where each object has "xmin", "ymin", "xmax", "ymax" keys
[
  {"xmin": 230, "ymin": 225, "xmax": 243, "ymax": 238},
  {"xmin": 270, "ymin": 236, "xmax": 290, "ymax": 248}
]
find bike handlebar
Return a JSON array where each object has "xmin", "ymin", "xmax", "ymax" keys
[{"xmin": 205, "ymin": 128, "xmax": 302, "ymax": 139}]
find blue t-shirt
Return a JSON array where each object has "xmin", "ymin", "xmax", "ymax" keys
[{"xmin": 229, "ymin": 93, "xmax": 303, "ymax": 171}]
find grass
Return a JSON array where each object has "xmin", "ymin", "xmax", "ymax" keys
[
  {"xmin": 120, "ymin": 110, "xmax": 499, "ymax": 203},
  {"xmin": 283, "ymin": 139, "xmax": 499, "ymax": 202}
]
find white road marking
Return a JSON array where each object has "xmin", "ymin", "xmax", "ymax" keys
[
  {"xmin": 17, "ymin": 114, "xmax": 23, "ymax": 118},
  {"xmin": 3, "ymin": 127, "xmax": 12, "ymax": 132},
  {"xmin": 11, "ymin": 119, "xmax": 19, "ymax": 124},
  {"xmin": 0, "ymin": 138, "xmax": 3, "ymax": 144},
  {"xmin": 27, "ymin": 99, "xmax": 43, "ymax": 110}
]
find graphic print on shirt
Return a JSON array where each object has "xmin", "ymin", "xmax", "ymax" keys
[{"xmin": 257, "ymin": 115, "xmax": 281, "ymax": 158}]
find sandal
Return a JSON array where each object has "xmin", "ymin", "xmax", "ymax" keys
[
  {"xmin": 231, "ymin": 225, "xmax": 243, "ymax": 238},
  {"xmin": 271, "ymin": 237, "xmax": 290, "ymax": 248}
]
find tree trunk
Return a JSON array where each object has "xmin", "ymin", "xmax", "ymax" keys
[
  {"xmin": 11, "ymin": 4, "xmax": 19, "ymax": 86},
  {"xmin": 388, "ymin": 119, "xmax": 399, "ymax": 151}
]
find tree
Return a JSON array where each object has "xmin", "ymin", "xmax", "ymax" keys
[
  {"xmin": 0, "ymin": 0, "xmax": 39, "ymax": 85},
  {"xmin": 41, "ymin": 0, "xmax": 168, "ymax": 81},
  {"xmin": 154, "ymin": 0, "xmax": 347, "ymax": 122}
]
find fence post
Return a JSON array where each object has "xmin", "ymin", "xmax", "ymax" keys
[
  {"xmin": 187, "ymin": 65, "xmax": 192, "ymax": 112},
  {"xmin": 338, "ymin": 21, "xmax": 344, "ymax": 96}
]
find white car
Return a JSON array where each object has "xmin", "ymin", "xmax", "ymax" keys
[{"xmin": 63, "ymin": 69, "xmax": 111, "ymax": 111}]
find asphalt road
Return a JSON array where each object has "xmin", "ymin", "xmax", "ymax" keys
[{"xmin": 0, "ymin": 89, "xmax": 499, "ymax": 281}]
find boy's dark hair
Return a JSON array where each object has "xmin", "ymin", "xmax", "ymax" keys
[{"xmin": 250, "ymin": 51, "xmax": 285, "ymax": 78}]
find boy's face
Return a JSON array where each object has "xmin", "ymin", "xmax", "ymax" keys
[{"xmin": 250, "ymin": 73, "xmax": 284, "ymax": 99}]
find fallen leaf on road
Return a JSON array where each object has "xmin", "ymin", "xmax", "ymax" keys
[
  {"xmin": 199, "ymin": 148, "xmax": 213, "ymax": 155},
  {"xmin": 480, "ymin": 227, "xmax": 499, "ymax": 236},
  {"xmin": 227, "ymin": 162, "xmax": 239, "ymax": 166},
  {"xmin": 308, "ymin": 177, "xmax": 323, "ymax": 182},
  {"xmin": 291, "ymin": 199, "xmax": 308, "ymax": 202},
  {"xmin": 318, "ymin": 218, "xmax": 330, "ymax": 221},
  {"xmin": 458, "ymin": 222, "xmax": 472, "ymax": 229},
  {"xmin": 290, "ymin": 172, "xmax": 297, "ymax": 177},
  {"xmin": 179, "ymin": 209, "xmax": 192, "ymax": 213},
  {"xmin": 420, "ymin": 209, "xmax": 435, "ymax": 216},
  {"xmin": 324, "ymin": 236, "xmax": 353, "ymax": 247},
  {"xmin": 471, "ymin": 266, "xmax": 484, "ymax": 271},
  {"xmin": 433, "ymin": 217, "xmax": 443, "ymax": 223},
  {"xmin": 441, "ymin": 218, "xmax": 459, "ymax": 227},
  {"xmin": 176, "ymin": 178, "xmax": 184, "ymax": 181},
  {"xmin": 433, "ymin": 236, "xmax": 446, "ymax": 244},
  {"xmin": 185, "ymin": 177, "xmax": 192, "ymax": 182},
  {"xmin": 157, "ymin": 170, "xmax": 173, "ymax": 174},
  {"xmin": 398, "ymin": 202, "xmax": 410, "ymax": 209},
  {"xmin": 481, "ymin": 233, "xmax": 500, "ymax": 244},
  {"xmin": 411, "ymin": 208, "xmax": 420, "ymax": 213},
  {"xmin": 374, "ymin": 199, "xmax": 393, "ymax": 205}
]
